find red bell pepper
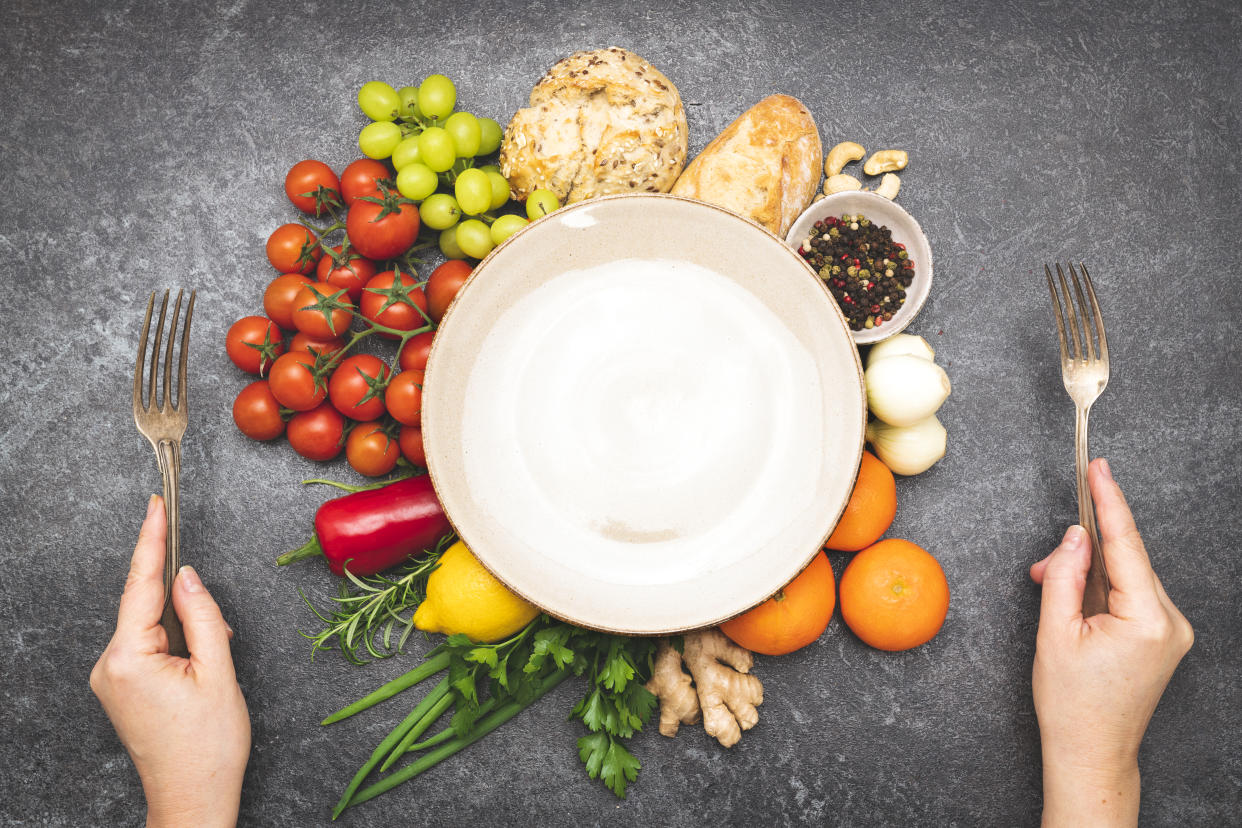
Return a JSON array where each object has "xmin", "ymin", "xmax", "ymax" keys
[{"xmin": 277, "ymin": 475, "xmax": 451, "ymax": 576}]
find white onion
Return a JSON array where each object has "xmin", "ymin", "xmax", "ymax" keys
[{"xmin": 866, "ymin": 415, "xmax": 947, "ymax": 476}]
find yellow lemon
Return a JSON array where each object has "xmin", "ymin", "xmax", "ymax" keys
[{"xmin": 413, "ymin": 540, "xmax": 539, "ymax": 642}]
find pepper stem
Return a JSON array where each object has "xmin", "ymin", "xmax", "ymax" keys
[{"xmin": 277, "ymin": 535, "xmax": 323, "ymax": 566}]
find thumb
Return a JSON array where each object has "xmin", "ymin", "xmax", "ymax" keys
[
  {"xmin": 171, "ymin": 566, "xmax": 236, "ymax": 676},
  {"xmin": 1036, "ymin": 525, "xmax": 1092, "ymax": 627}
]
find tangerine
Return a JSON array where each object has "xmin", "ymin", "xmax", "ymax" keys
[
  {"xmin": 838, "ymin": 538, "xmax": 949, "ymax": 651},
  {"xmin": 824, "ymin": 450, "xmax": 897, "ymax": 552},
  {"xmin": 719, "ymin": 551, "xmax": 835, "ymax": 656}
]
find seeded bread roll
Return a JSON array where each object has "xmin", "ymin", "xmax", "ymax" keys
[
  {"xmin": 671, "ymin": 95, "xmax": 823, "ymax": 237},
  {"xmin": 500, "ymin": 47, "xmax": 689, "ymax": 204}
]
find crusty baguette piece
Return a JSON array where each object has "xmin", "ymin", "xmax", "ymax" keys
[
  {"xmin": 500, "ymin": 48, "xmax": 688, "ymax": 204},
  {"xmin": 671, "ymin": 95, "xmax": 822, "ymax": 237}
]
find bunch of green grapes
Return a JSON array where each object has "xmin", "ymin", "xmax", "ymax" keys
[{"xmin": 355, "ymin": 77, "xmax": 559, "ymax": 260}]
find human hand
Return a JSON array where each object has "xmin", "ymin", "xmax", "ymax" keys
[
  {"xmin": 90, "ymin": 496, "xmax": 251, "ymax": 828},
  {"xmin": 1029, "ymin": 458, "xmax": 1193, "ymax": 827}
]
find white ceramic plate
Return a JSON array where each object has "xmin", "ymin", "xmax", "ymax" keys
[
  {"xmin": 423, "ymin": 194, "xmax": 865, "ymax": 634},
  {"xmin": 786, "ymin": 191, "xmax": 933, "ymax": 345}
]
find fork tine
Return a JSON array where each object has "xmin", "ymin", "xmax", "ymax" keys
[
  {"xmin": 134, "ymin": 293, "xmax": 155, "ymax": 412},
  {"xmin": 1044, "ymin": 264, "xmax": 1070, "ymax": 365},
  {"xmin": 162, "ymin": 290, "xmax": 183, "ymax": 411},
  {"xmin": 148, "ymin": 290, "xmax": 169, "ymax": 410},
  {"xmin": 176, "ymin": 291, "xmax": 196, "ymax": 412},
  {"xmin": 1067, "ymin": 264, "xmax": 1095, "ymax": 361},
  {"xmin": 1079, "ymin": 263, "xmax": 1108, "ymax": 364},
  {"xmin": 1055, "ymin": 264, "xmax": 1083, "ymax": 362}
]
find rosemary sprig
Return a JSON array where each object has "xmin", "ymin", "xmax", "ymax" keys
[{"xmin": 299, "ymin": 536, "xmax": 452, "ymax": 664}]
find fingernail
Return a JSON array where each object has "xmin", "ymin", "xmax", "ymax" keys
[
  {"xmin": 225, "ymin": 622, "xmax": 235, "ymax": 637},
  {"xmin": 146, "ymin": 494, "xmax": 159, "ymax": 517},
  {"xmin": 1064, "ymin": 525, "xmax": 1087, "ymax": 549},
  {"xmin": 178, "ymin": 565, "xmax": 202, "ymax": 592},
  {"xmin": 1100, "ymin": 458, "xmax": 1113, "ymax": 480}
]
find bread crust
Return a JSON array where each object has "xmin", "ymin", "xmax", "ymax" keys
[
  {"xmin": 670, "ymin": 95, "xmax": 823, "ymax": 237},
  {"xmin": 500, "ymin": 48, "xmax": 689, "ymax": 204}
]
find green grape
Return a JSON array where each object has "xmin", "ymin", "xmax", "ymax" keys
[
  {"xmin": 396, "ymin": 163, "xmax": 438, "ymax": 201},
  {"xmin": 439, "ymin": 226, "xmax": 468, "ymax": 259},
  {"xmin": 477, "ymin": 164, "xmax": 501, "ymax": 175},
  {"xmin": 358, "ymin": 121, "xmax": 402, "ymax": 160},
  {"xmin": 485, "ymin": 170, "xmax": 510, "ymax": 210},
  {"xmin": 490, "ymin": 214, "xmax": 529, "ymax": 245},
  {"xmin": 444, "ymin": 112, "xmax": 481, "ymax": 158},
  {"xmin": 418, "ymin": 74, "xmax": 456, "ymax": 119},
  {"xmin": 418, "ymin": 127, "xmax": 456, "ymax": 173},
  {"xmin": 455, "ymin": 219, "xmax": 495, "ymax": 259},
  {"xmin": 526, "ymin": 188, "xmax": 560, "ymax": 220},
  {"xmin": 478, "ymin": 117, "xmax": 503, "ymax": 155},
  {"xmin": 397, "ymin": 86, "xmax": 422, "ymax": 119},
  {"xmin": 358, "ymin": 81, "xmax": 401, "ymax": 121},
  {"xmin": 391, "ymin": 136, "xmax": 422, "ymax": 170},
  {"xmin": 420, "ymin": 193, "xmax": 461, "ymax": 230},
  {"xmin": 454, "ymin": 168, "xmax": 492, "ymax": 215}
]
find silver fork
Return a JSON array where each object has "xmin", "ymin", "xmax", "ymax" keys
[
  {"xmin": 1044, "ymin": 263, "xmax": 1110, "ymax": 616},
  {"xmin": 133, "ymin": 289, "xmax": 196, "ymax": 656}
]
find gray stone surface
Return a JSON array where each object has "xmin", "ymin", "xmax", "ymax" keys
[{"xmin": 1, "ymin": 0, "xmax": 1239, "ymax": 824}]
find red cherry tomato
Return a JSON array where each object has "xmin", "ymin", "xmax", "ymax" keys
[
  {"xmin": 360, "ymin": 270, "xmax": 428, "ymax": 338},
  {"xmin": 268, "ymin": 351, "xmax": 325, "ymax": 411},
  {"xmin": 346, "ymin": 199, "xmax": 420, "ymax": 261},
  {"xmin": 225, "ymin": 316, "xmax": 285, "ymax": 375},
  {"xmin": 287, "ymin": 403, "xmax": 345, "ymax": 461},
  {"xmin": 398, "ymin": 425, "xmax": 426, "ymax": 467},
  {"xmin": 328, "ymin": 354, "xmax": 391, "ymax": 420},
  {"xmin": 289, "ymin": 332, "xmax": 345, "ymax": 358},
  {"xmin": 340, "ymin": 159, "xmax": 392, "ymax": 206},
  {"xmin": 292, "ymin": 283, "xmax": 354, "ymax": 339},
  {"xmin": 266, "ymin": 223, "xmax": 321, "ymax": 274},
  {"xmin": 232, "ymin": 380, "xmax": 285, "ymax": 441},
  {"xmin": 284, "ymin": 160, "xmax": 341, "ymax": 216},
  {"xmin": 426, "ymin": 259, "xmax": 473, "ymax": 322},
  {"xmin": 346, "ymin": 421, "xmax": 400, "ymax": 477},
  {"xmin": 262, "ymin": 273, "xmax": 313, "ymax": 330},
  {"xmin": 384, "ymin": 370, "xmax": 423, "ymax": 426},
  {"xmin": 316, "ymin": 244, "xmax": 377, "ymax": 304},
  {"xmin": 398, "ymin": 330, "xmax": 435, "ymax": 373}
]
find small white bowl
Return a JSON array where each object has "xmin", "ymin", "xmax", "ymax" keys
[{"xmin": 785, "ymin": 191, "xmax": 933, "ymax": 345}]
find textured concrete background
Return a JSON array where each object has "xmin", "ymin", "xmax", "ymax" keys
[{"xmin": 1, "ymin": 0, "xmax": 1239, "ymax": 824}]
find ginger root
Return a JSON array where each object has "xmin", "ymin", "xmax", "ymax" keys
[{"xmin": 644, "ymin": 628, "xmax": 764, "ymax": 748}]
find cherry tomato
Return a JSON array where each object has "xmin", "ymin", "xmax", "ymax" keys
[
  {"xmin": 287, "ymin": 403, "xmax": 345, "ymax": 461},
  {"xmin": 268, "ymin": 351, "xmax": 325, "ymax": 411},
  {"xmin": 360, "ymin": 270, "xmax": 428, "ymax": 338},
  {"xmin": 292, "ymin": 283, "xmax": 354, "ymax": 339},
  {"xmin": 316, "ymin": 244, "xmax": 377, "ymax": 304},
  {"xmin": 398, "ymin": 425, "xmax": 426, "ymax": 467},
  {"xmin": 328, "ymin": 354, "xmax": 391, "ymax": 420},
  {"xmin": 426, "ymin": 259, "xmax": 472, "ymax": 322},
  {"xmin": 398, "ymin": 330, "xmax": 435, "ymax": 373},
  {"xmin": 262, "ymin": 273, "xmax": 313, "ymax": 329},
  {"xmin": 284, "ymin": 160, "xmax": 341, "ymax": 216},
  {"xmin": 266, "ymin": 223, "xmax": 321, "ymax": 274},
  {"xmin": 346, "ymin": 421, "xmax": 400, "ymax": 477},
  {"xmin": 340, "ymin": 159, "xmax": 392, "ymax": 206},
  {"xmin": 289, "ymin": 331, "xmax": 345, "ymax": 358},
  {"xmin": 232, "ymin": 380, "xmax": 286, "ymax": 441},
  {"xmin": 346, "ymin": 198, "xmax": 420, "ymax": 261},
  {"xmin": 384, "ymin": 370, "xmax": 423, "ymax": 426},
  {"xmin": 225, "ymin": 316, "xmax": 285, "ymax": 375}
]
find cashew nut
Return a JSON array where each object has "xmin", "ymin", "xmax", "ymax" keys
[
  {"xmin": 863, "ymin": 150, "xmax": 908, "ymax": 176},
  {"xmin": 872, "ymin": 173, "xmax": 901, "ymax": 200},
  {"xmin": 823, "ymin": 174, "xmax": 863, "ymax": 195},
  {"xmin": 824, "ymin": 141, "xmax": 865, "ymax": 177}
]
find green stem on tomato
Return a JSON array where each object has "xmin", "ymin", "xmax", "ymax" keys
[
  {"xmin": 300, "ymin": 472, "xmax": 416, "ymax": 495},
  {"xmin": 321, "ymin": 652, "xmax": 450, "ymax": 726}
]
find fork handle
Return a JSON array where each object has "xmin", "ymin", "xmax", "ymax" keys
[
  {"xmin": 156, "ymin": 438, "xmax": 188, "ymax": 657},
  {"xmin": 1075, "ymin": 405, "xmax": 1110, "ymax": 616}
]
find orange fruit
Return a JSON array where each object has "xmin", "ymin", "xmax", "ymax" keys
[
  {"xmin": 839, "ymin": 538, "xmax": 949, "ymax": 651},
  {"xmin": 824, "ymin": 450, "xmax": 897, "ymax": 552},
  {"xmin": 719, "ymin": 551, "xmax": 835, "ymax": 656}
]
